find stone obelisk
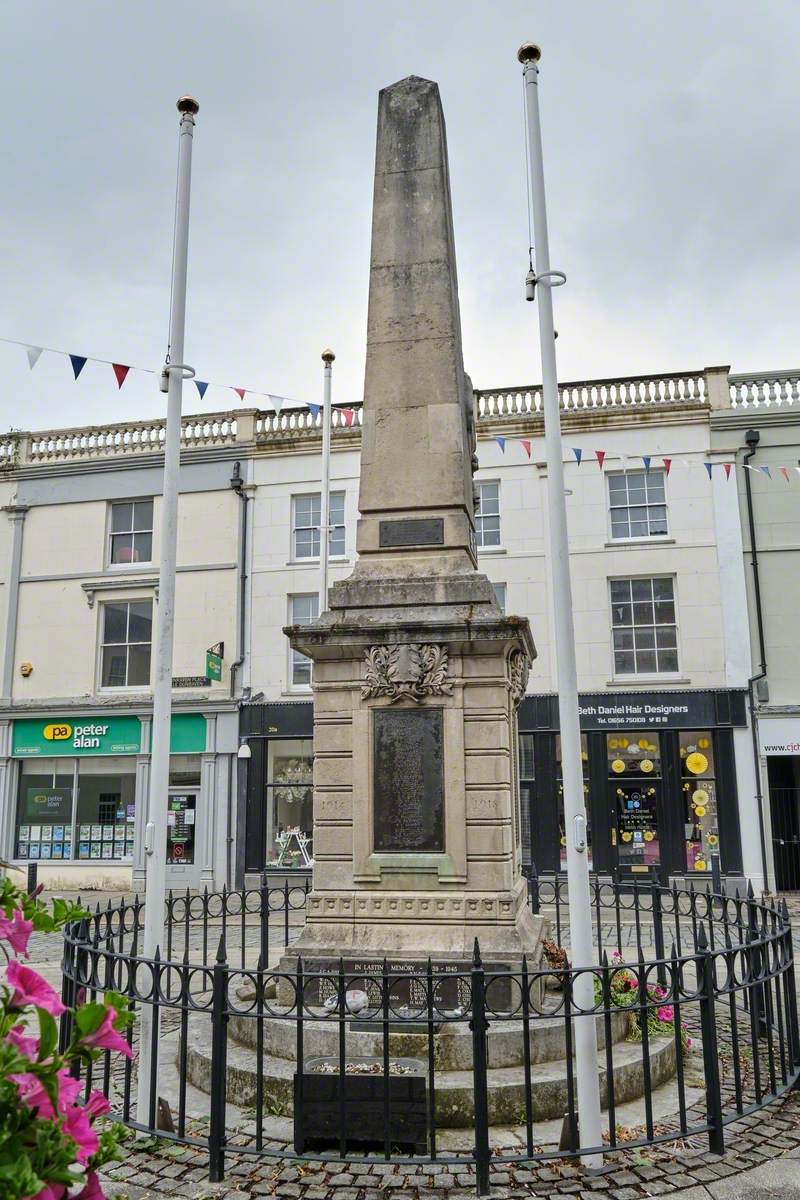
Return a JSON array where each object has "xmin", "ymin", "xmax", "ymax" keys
[{"xmin": 286, "ymin": 77, "xmax": 543, "ymax": 964}]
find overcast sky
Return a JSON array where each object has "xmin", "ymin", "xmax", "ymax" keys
[{"xmin": 0, "ymin": 1, "xmax": 797, "ymax": 432}]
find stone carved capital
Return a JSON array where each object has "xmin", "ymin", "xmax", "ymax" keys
[
  {"xmin": 508, "ymin": 649, "xmax": 529, "ymax": 708},
  {"xmin": 361, "ymin": 643, "xmax": 453, "ymax": 704}
]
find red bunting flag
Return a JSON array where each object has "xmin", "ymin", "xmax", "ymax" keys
[
  {"xmin": 112, "ymin": 364, "xmax": 130, "ymax": 389},
  {"xmin": 662, "ymin": 457, "xmax": 672, "ymax": 476},
  {"xmin": 340, "ymin": 407, "xmax": 355, "ymax": 427},
  {"xmin": 232, "ymin": 388, "xmax": 247, "ymax": 401},
  {"xmin": 780, "ymin": 466, "xmax": 791, "ymax": 484},
  {"xmin": 520, "ymin": 438, "xmax": 532, "ymax": 459},
  {"xmin": 595, "ymin": 450, "xmax": 606, "ymax": 469},
  {"xmin": 723, "ymin": 463, "xmax": 732, "ymax": 480}
]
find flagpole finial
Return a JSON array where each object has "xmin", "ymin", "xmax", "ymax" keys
[
  {"xmin": 321, "ymin": 349, "xmax": 336, "ymax": 364},
  {"xmin": 176, "ymin": 95, "xmax": 200, "ymax": 116},
  {"xmin": 517, "ymin": 42, "xmax": 541, "ymax": 64}
]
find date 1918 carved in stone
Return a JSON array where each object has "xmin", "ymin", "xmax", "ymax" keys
[{"xmin": 362, "ymin": 643, "xmax": 453, "ymax": 704}]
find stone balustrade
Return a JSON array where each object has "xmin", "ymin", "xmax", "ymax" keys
[{"xmin": 1, "ymin": 367, "xmax": 797, "ymax": 468}]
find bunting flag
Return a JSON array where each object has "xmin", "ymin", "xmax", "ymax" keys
[
  {"xmin": 496, "ymin": 436, "xmax": 506, "ymax": 453},
  {"xmin": 642, "ymin": 455, "xmax": 651, "ymax": 474},
  {"xmin": 340, "ymin": 407, "xmax": 356, "ymax": 427},
  {"xmin": 26, "ymin": 346, "xmax": 42, "ymax": 370},
  {"xmin": 232, "ymin": 387, "xmax": 247, "ymax": 401},
  {"xmin": 112, "ymin": 364, "xmax": 130, "ymax": 389},
  {"xmin": 780, "ymin": 466, "xmax": 791, "ymax": 484},
  {"xmin": 69, "ymin": 354, "xmax": 87, "ymax": 380},
  {"xmin": 520, "ymin": 438, "xmax": 532, "ymax": 459},
  {"xmin": 572, "ymin": 447, "xmax": 583, "ymax": 465},
  {"xmin": 704, "ymin": 462, "xmax": 713, "ymax": 479},
  {"xmin": 267, "ymin": 394, "xmax": 284, "ymax": 416},
  {"xmin": 307, "ymin": 403, "xmax": 321, "ymax": 419},
  {"xmin": 723, "ymin": 463, "xmax": 733, "ymax": 480},
  {"xmin": 759, "ymin": 465, "xmax": 772, "ymax": 478},
  {"xmin": 195, "ymin": 380, "xmax": 209, "ymax": 400},
  {"xmin": 595, "ymin": 450, "xmax": 606, "ymax": 469},
  {"xmin": 662, "ymin": 457, "xmax": 672, "ymax": 476}
]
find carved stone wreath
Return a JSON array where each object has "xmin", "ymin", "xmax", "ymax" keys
[
  {"xmin": 508, "ymin": 649, "xmax": 529, "ymax": 708},
  {"xmin": 361, "ymin": 643, "xmax": 453, "ymax": 704}
]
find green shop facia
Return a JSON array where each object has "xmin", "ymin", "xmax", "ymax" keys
[{"xmin": 3, "ymin": 708, "xmax": 238, "ymax": 888}]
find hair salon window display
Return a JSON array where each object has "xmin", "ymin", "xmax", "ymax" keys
[
  {"xmin": 680, "ymin": 733, "xmax": 718, "ymax": 872},
  {"xmin": 0, "ymin": 870, "xmax": 132, "ymax": 1200},
  {"xmin": 608, "ymin": 733, "xmax": 662, "ymax": 868}
]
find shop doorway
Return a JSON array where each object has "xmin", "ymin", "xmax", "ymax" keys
[
  {"xmin": 607, "ymin": 733, "xmax": 663, "ymax": 875},
  {"xmin": 166, "ymin": 790, "xmax": 199, "ymax": 886},
  {"xmin": 768, "ymin": 756, "xmax": 800, "ymax": 891}
]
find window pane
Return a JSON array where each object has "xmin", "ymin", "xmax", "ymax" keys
[
  {"xmin": 610, "ymin": 513, "xmax": 630, "ymax": 538},
  {"xmin": 613, "ymin": 628, "xmax": 634, "ymax": 651},
  {"xmin": 519, "ymin": 734, "xmax": 535, "ymax": 778},
  {"xmin": 479, "ymin": 517, "xmax": 500, "ymax": 546},
  {"xmin": 654, "ymin": 599, "xmax": 675, "ymax": 624},
  {"xmin": 648, "ymin": 506, "xmax": 668, "ymax": 534},
  {"xmin": 127, "ymin": 644, "xmax": 151, "ymax": 686},
  {"xmin": 111, "ymin": 503, "xmax": 133, "ymax": 533},
  {"xmin": 103, "ymin": 603, "xmax": 128, "ymax": 644},
  {"xmin": 646, "ymin": 475, "xmax": 665, "ymax": 501},
  {"xmin": 133, "ymin": 532, "xmax": 153, "ymax": 562},
  {"xmin": 633, "ymin": 601, "xmax": 654, "ymax": 625},
  {"xmin": 607, "ymin": 475, "xmax": 627, "ymax": 499},
  {"xmin": 657, "ymin": 649, "xmax": 679, "ymax": 672},
  {"xmin": 614, "ymin": 650, "xmax": 635, "ymax": 674},
  {"xmin": 609, "ymin": 579, "xmax": 631, "ymax": 604},
  {"xmin": 128, "ymin": 602, "xmax": 153, "ymax": 643},
  {"xmin": 329, "ymin": 492, "xmax": 345, "ymax": 525},
  {"xmin": 629, "ymin": 515, "xmax": 649, "ymax": 538},
  {"xmin": 294, "ymin": 495, "xmax": 318, "ymax": 525},
  {"xmin": 635, "ymin": 627, "xmax": 656, "ymax": 650},
  {"xmin": 631, "ymin": 579, "xmax": 652, "ymax": 603},
  {"xmin": 133, "ymin": 500, "xmax": 153, "ymax": 531},
  {"xmin": 329, "ymin": 527, "xmax": 345, "ymax": 556},
  {"xmin": 492, "ymin": 582, "xmax": 506, "ymax": 611},
  {"xmin": 102, "ymin": 648, "xmax": 128, "ymax": 688},
  {"xmin": 636, "ymin": 649, "xmax": 657, "ymax": 673},
  {"xmin": 656, "ymin": 625, "xmax": 677, "ymax": 649},
  {"xmin": 295, "ymin": 528, "xmax": 319, "ymax": 558},
  {"xmin": 627, "ymin": 479, "xmax": 647, "ymax": 502},
  {"xmin": 478, "ymin": 483, "xmax": 499, "ymax": 515},
  {"xmin": 292, "ymin": 651, "xmax": 312, "ymax": 685},
  {"xmin": 653, "ymin": 577, "xmax": 674, "ymax": 601},
  {"xmin": 110, "ymin": 533, "xmax": 135, "ymax": 564},
  {"xmin": 611, "ymin": 602, "xmax": 632, "ymax": 627},
  {"xmin": 291, "ymin": 595, "xmax": 319, "ymax": 624}
]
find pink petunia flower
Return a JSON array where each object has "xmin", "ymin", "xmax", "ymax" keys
[
  {"xmin": 11, "ymin": 1067, "xmax": 82, "ymax": 1118},
  {"xmin": 0, "ymin": 908, "xmax": 34, "ymax": 957},
  {"xmin": 76, "ymin": 1171, "xmax": 105, "ymax": 1200},
  {"xmin": 6, "ymin": 960, "xmax": 66, "ymax": 1015},
  {"xmin": 62, "ymin": 1104, "xmax": 99, "ymax": 1165},
  {"xmin": 85, "ymin": 1090, "xmax": 111, "ymax": 1119},
  {"xmin": 22, "ymin": 1184, "xmax": 66, "ymax": 1200},
  {"xmin": 657, "ymin": 1004, "xmax": 674, "ymax": 1023},
  {"xmin": 7, "ymin": 1024, "xmax": 39, "ymax": 1060},
  {"xmin": 79, "ymin": 1006, "xmax": 133, "ymax": 1060}
]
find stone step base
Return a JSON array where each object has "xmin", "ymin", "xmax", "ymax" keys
[
  {"xmin": 184, "ymin": 1026, "xmax": 677, "ymax": 1128},
  {"xmin": 226, "ymin": 1009, "xmax": 631, "ymax": 1069}
]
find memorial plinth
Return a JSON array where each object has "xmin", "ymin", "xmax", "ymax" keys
[{"xmin": 284, "ymin": 76, "xmax": 545, "ymax": 966}]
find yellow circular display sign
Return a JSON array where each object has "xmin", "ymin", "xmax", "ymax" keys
[
  {"xmin": 708, "ymin": 834, "xmax": 718, "ymax": 847},
  {"xmin": 644, "ymin": 830, "xmax": 654, "ymax": 843},
  {"xmin": 611, "ymin": 759, "xmax": 626, "ymax": 774},
  {"xmin": 641, "ymin": 759, "xmax": 654, "ymax": 774},
  {"xmin": 686, "ymin": 752, "xmax": 708, "ymax": 776},
  {"xmin": 698, "ymin": 737, "xmax": 710, "ymax": 750},
  {"xmin": 621, "ymin": 831, "xmax": 633, "ymax": 842},
  {"xmin": 694, "ymin": 805, "xmax": 707, "ymax": 817},
  {"xmin": 560, "ymin": 836, "xmax": 566, "ymax": 846},
  {"xmin": 692, "ymin": 788, "xmax": 709, "ymax": 805},
  {"xmin": 694, "ymin": 859, "xmax": 706, "ymax": 871}
]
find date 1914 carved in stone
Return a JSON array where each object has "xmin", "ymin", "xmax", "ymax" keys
[{"xmin": 362, "ymin": 643, "xmax": 453, "ymax": 704}]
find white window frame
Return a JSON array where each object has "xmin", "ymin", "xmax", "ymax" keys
[
  {"xmin": 107, "ymin": 498, "xmax": 154, "ymax": 568},
  {"xmin": 288, "ymin": 593, "xmax": 319, "ymax": 689},
  {"xmin": 98, "ymin": 597, "xmax": 154, "ymax": 692},
  {"xmin": 475, "ymin": 480, "xmax": 501, "ymax": 550},
  {"xmin": 608, "ymin": 574, "xmax": 680, "ymax": 678},
  {"xmin": 291, "ymin": 491, "xmax": 346, "ymax": 560},
  {"xmin": 606, "ymin": 469, "xmax": 669, "ymax": 542},
  {"xmin": 492, "ymin": 582, "xmax": 507, "ymax": 612}
]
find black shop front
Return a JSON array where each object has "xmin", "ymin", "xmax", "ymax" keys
[{"xmin": 518, "ymin": 689, "xmax": 748, "ymax": 880}]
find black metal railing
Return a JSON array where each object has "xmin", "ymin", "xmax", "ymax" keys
[{"xmin": 60, "ymin": 877, "xmax": 799, "ymax": 1196}]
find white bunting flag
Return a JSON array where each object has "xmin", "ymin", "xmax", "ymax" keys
[{"xmin": 26, "ymin": 345, "xmax": 43, "ymax": 370}]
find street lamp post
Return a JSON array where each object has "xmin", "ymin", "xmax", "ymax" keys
[
  {"xmin": 518, "ymin": 43, "xmax": 604, "ymax": 1165},
  {"xmin": 136, "ymin": 95, "xmax": 199, "ymax": 1124},
  {"xmin": 319, "ymin": 350, "xmax": 335, "ymax": 611}
]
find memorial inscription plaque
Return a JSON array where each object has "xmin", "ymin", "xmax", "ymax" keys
[
  {"xmin": 379, "ymin": 518, "xmax": 444, "ymax": 548},
  {"xmin": 373, "ymin": 708, "xmax": 444, "ymax": 853}
]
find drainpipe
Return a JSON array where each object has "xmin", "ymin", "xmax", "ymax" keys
[
  {"xmin": 743, "ymin": 428, "xmax": 770, "ymax": 890},
  {"xmin": 229, "ymin": 461, "xmax": 250, "ymax": 698}
]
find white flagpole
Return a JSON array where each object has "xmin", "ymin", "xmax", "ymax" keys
[
  {"xmin": 518, "ymin": 43, "xmax": 604, "ymax": 1165},
  {"xmin": 137, "ymin": 95, "xmax": 199, "ymax": 1124},
  {"xmin": 319, "ymin": 350, "xmax": 334, "ymax": 610}
]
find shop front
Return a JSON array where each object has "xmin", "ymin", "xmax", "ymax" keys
[
  {"xmin": 5, "ymin": 711, "xmax": 233, "ymax": 888},
  {"xmin": 759, "ymin": 715, "xmax": 800, "ymax": 891},
  {"xmin": 237, "ymin": 702, "xmax": 314, "ymax": 884},
  {"xmin": 519, "ymin": 689, "xmax": 748, "ymax": 880}
]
